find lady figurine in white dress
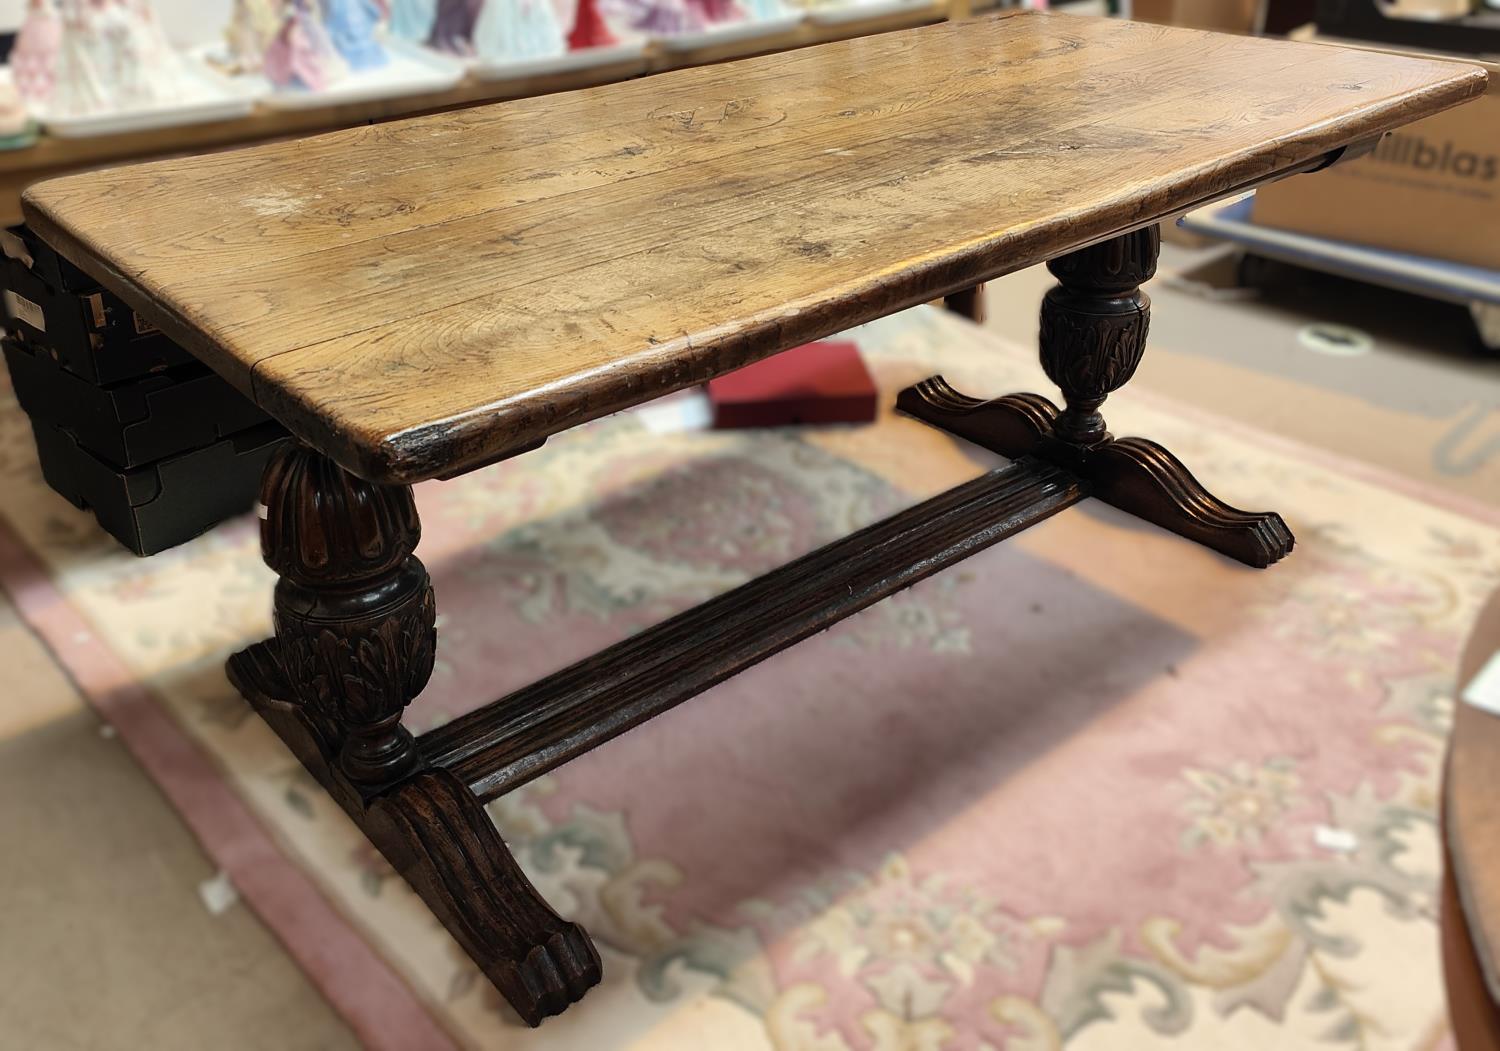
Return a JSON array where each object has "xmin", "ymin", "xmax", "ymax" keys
[
  {"xmin": 389, "ymin": 0, "xmax": 437, "ymax": 40},
  {"xmin": 264, "ymin": 0, "xmax": 348, "ymax": 90},
  {"xmin": 50, "ymin": 0, "xmax": 191, "ymax": 117},
  {"xmin": 473, "ymin": 0, "xmax": 564, "ymax": 61}
]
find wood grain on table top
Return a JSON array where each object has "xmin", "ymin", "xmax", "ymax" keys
[{"xmin": 22, "ymin": 13, "xmax": 1487, "ymax": 482}]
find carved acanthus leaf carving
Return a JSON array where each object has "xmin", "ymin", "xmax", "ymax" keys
[
  {"xmin": 261, "ymin": 442, "xmax": 436, "ymax": 790},
  {"xmin": 1047, "ymin": 225, "xmax": 1160, "ymax": 292},
  {"xmin": 1038, "ymin": 292, "xmax": 1150, "ymax": 404}
]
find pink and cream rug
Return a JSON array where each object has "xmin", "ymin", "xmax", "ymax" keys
[{"xmin": 3, "ymin": 306, "xmax": 1499, "ymax": 1051}]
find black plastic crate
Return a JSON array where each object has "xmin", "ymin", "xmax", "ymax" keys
[
  {"xmin": 3, "ymin": 338, "xmax": 270, "ymax": 469},
  {"xmin": 29, "ymin": 418, "xmax": 288, "ymax": 556},
  {"xmin": 1, "ymin": 249, "xmax": 194, "ymax": 385},
  {"xmin": 0, "ymin": 226, "xmax": 97, "ymax": 293}
]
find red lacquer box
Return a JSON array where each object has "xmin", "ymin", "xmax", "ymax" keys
[{"xmin": 708, "ymin": 341, "xmax": 877, "ymax": 429}]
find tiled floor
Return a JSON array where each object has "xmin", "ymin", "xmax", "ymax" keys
[{"xmin": 1, "ymin": 244, "xmax": 1495, "ymax": 1049}]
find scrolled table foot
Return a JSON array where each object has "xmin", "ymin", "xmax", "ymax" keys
[
  {"xmin": 896, "ymin": 374, "xmax": 1059, "ymax": 459},
  {"xmin": 365, "ymin": 770, "xmax": 603, "ymax": 1027},
  {"xmin": 1087, "ymin": 436, "xmax": 1294, "ymax": 567}
]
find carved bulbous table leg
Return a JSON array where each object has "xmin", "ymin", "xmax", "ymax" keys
[
  {"xmin": 227, "ymin": 442, "xmax": 601, "ymax": 1026},
  {"xmin": 898, "ymin": 224, "xmax": 1293, "ymax": 568},
  {"xmin": 1038, "ymin": 228, "xmax": 1153, "ymax": 447},
  {"xmin": 258, "ymin": 443, "xmax": 435, "ymax": 793}
]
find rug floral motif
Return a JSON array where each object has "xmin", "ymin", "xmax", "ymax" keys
[{"xmin": 2, "ymin": 307, "xmax": 1498, "ymax": 1050}]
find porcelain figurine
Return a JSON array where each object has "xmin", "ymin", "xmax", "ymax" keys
[
  {"xmin": 322, "ymin": 0, "xmax": 388, "ymax": 69},
  {"xmin": 0, "ymin": 82, "xmax": 37, "ymax": 147},
  {"xmin": 601, "ymin": 0, "xmax": 699, "ymax": 35},
  {"xmin": 566, "ymin": 0, "xmax": 617, "ymax": 48},
  {"xmin": 474, "ymin": 0, "xmax": 564, "ymax": 61},
  {"xmin": 426, "ymin": 0, "xmax": 483, "ymax": 53},
  {"xmin": 224, "ymin": 0, "xmax": 285, "ymax": 73},
  {"xmin": 388, "ymin": 0, "xmax": 437, "ymax": 40},
  {"xmin": 684, "ymin": 0, "xmax": 743, "ymax": 22},
  {"xmin": 265, "ymin": 0, "xmax": 348, "ymax": 90},
  {"xmin": 741, "ymin": 0, "xmax": 784, "ymax": 18},
  {"xmin": 49, "ymin": 0, "xmax": 195, "ymax": 117},
  {"xmin": 11, "ymin": 0, "xmax": 63, "ymax": 103}
]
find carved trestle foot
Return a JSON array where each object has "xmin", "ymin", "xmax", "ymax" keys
[
  {"xmin": 1088, "ymin": 438, "xmax": 1293, "ymax": 568},
  {"xmin": 899, "ymin": 225, "xmax": 1293, "ymax": 569},
  {"xmin": 226, "ymin": 444, "xmax": 602, "ymax": 1027}
]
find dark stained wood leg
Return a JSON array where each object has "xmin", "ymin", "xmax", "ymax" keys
[
  {"xmin": 1088, "ymin": 437, "xmax": 1293, "ymax": 569},
  {"xmin": 943, "ymin": 282, "xmax": 986, "ymax": 323},
  {"xmin": 363, "ymin": 771, "xmax": 602, "ymax": 1024},
  {"xmin": 894, "ymin": 377, "xmax": 1058, "ymax": 460},
  {"xmin": 226, "ymin": 442, "xmax": 602, "ymax": 1027},
  {"xmin": 900, "ymin": 225, "xmax": 1293, "ymax": 568}
]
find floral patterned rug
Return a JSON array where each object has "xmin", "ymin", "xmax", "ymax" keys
[{"xmin": 2, "ymin": 306, "xmax": 1498, "ymax": 1051}]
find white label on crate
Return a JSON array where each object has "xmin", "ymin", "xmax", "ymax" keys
[
  {"xmin": 4, "ymin": 289, "xmax": 44, "ymax": 332},
  {"xmin": 0, "ymin": 230, "xmax": 33, "ymax": 268},
  {"xmin": 132, "ymin": 311, "xmax": 159, "ymax": 336}
]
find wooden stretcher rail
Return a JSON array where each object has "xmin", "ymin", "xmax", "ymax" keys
[{"xmin": 418, "ymin": 456, "xmax": 1085, "ymax": 801}]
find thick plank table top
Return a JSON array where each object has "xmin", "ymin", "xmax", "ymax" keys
[{"xmin": 22, "ymin": 13, "xmax": 1485, "ymax": 483}]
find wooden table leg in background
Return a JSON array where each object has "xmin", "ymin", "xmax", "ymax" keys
[
  {"xmin": 942, "ymin": 283, "xmax": 986, "ymax": 324},
  {"xmin": 900, "ymin": 224, "xmax": 1295, "ymax": 568},
  {"xmin": 1443, "ymin": 821, "xmax": 1500, "ymax": 1050},
  {"xmin": 1443, "ymin": 587, "xmax": 1500, "ymax": 1048},
  {"xmin": 225, "ymin": 443, "xmax": 602, "ymax": 1027}
]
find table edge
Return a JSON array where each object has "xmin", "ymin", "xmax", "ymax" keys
[{"xmin": 20, "ymin": 47, "xmax": 1490, "ymax": 483}]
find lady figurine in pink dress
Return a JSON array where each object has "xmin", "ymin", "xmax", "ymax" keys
[
  {"xmin": 264, "ymin": 0, "xmax": 348, "ymax": 91},
  {"xmin": 683, "ymin": 0, "xmax": 743, "ymax": 22},
  {"xmin": 11, "ymin": 0, "xmax": 63, "ymax": 103}
]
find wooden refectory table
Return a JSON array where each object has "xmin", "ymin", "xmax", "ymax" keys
[{"xmin": 19, "ymin": 12, "xmax": 1487, "ymax": 1025}]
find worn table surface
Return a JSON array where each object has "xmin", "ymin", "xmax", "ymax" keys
[{"xmin": 22, "ymin": 12, "xmax": 1486, "ymax": 482}]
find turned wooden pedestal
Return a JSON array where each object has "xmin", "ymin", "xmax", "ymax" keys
[
  {"xmin": 900, "ymin": 227, "xmax": 1293, "ymax": 569},
  {"xmin": 227, "ymin": 451, "xmax": 600, "ymax": 1025}
]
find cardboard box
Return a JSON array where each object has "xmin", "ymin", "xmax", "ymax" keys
[{"xmin": 1253, "ymin": 51, "xmax": 1500, "ymax": 270}]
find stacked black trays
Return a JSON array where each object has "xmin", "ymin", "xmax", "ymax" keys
[{"xmin": 1, "ymin": 226, "xmax": 287, "ymax": 555}]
